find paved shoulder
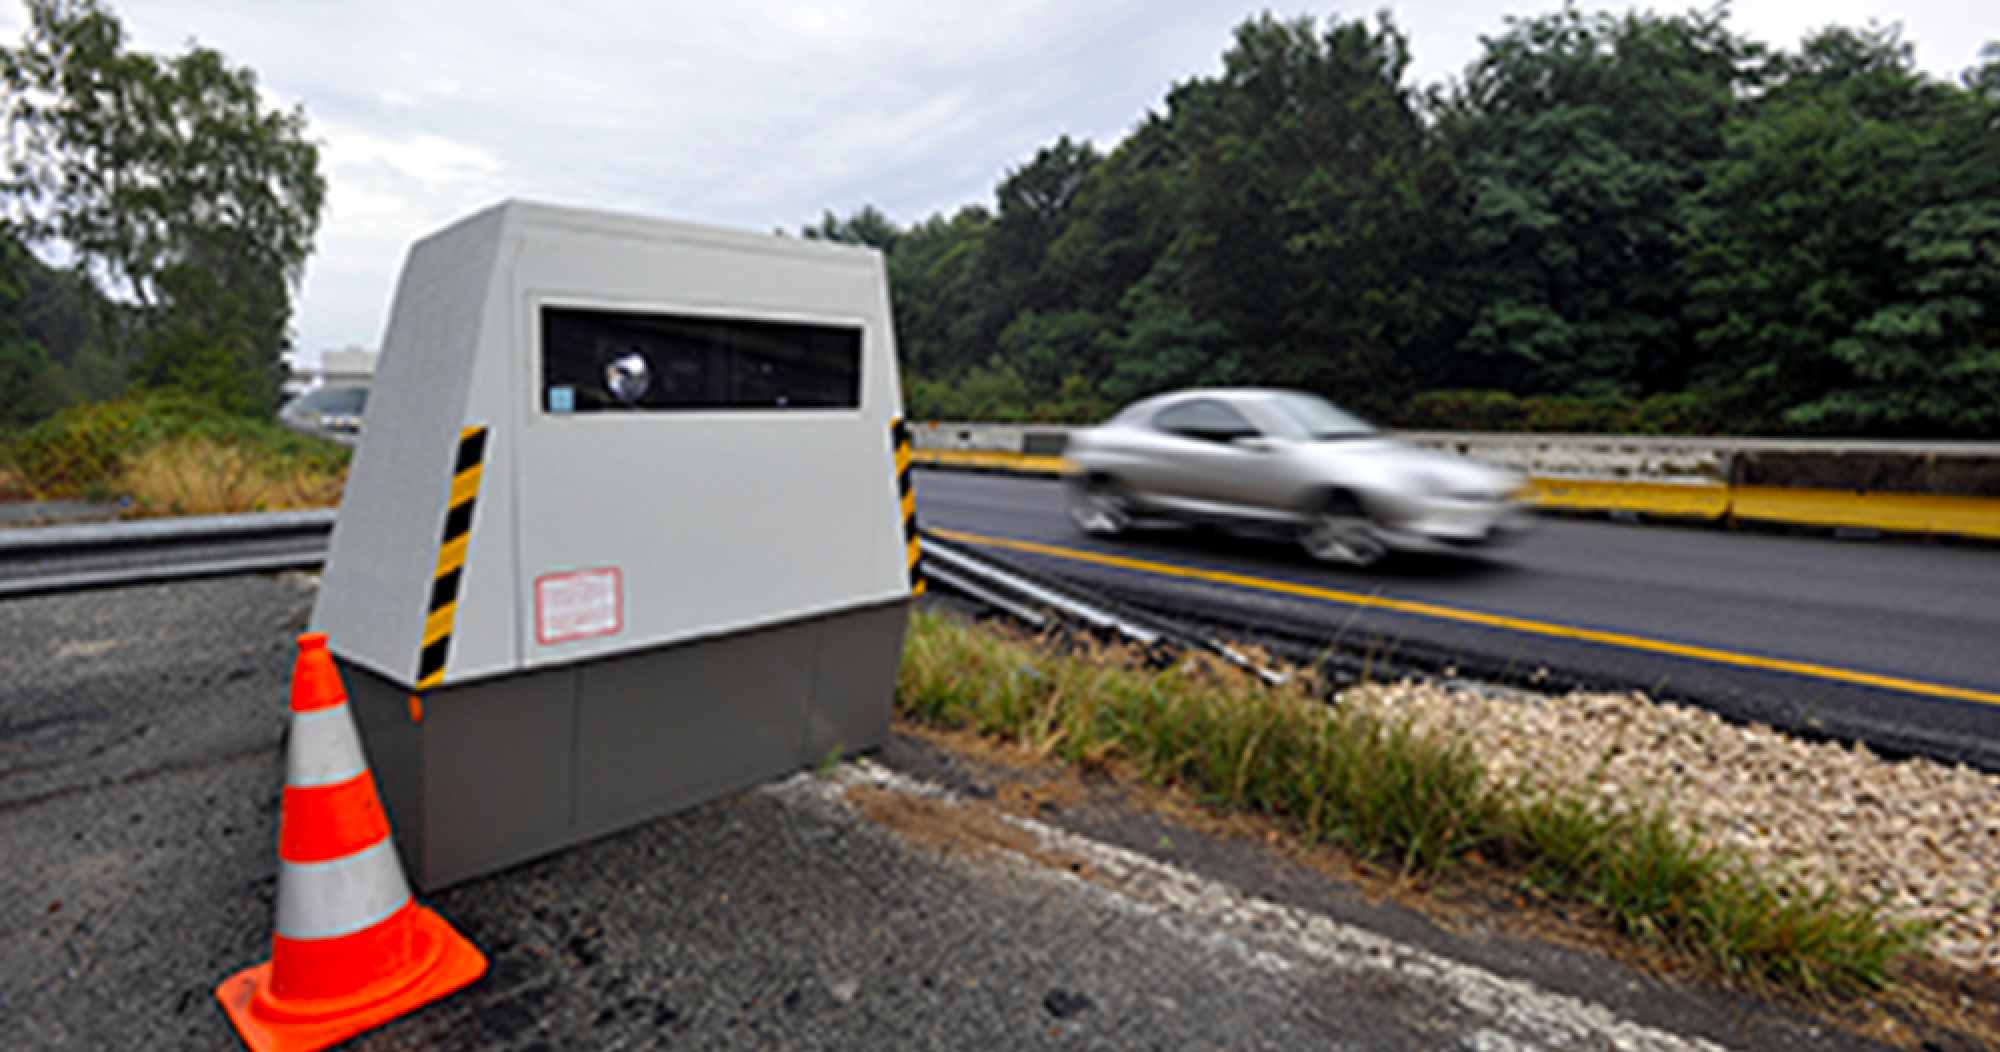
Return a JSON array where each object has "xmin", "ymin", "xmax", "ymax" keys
[{"xmin": 0, "ymin": 577, "xmax": 1898, "ymax": 1050}]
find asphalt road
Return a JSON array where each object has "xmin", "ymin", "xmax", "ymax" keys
[
  {"xmin": 915, "ymin": 470, "xmax": 2000, "ymax": 770},
  {"xmin": 0, "ymin": 575, "xmax": 1901, "ymax": 1050}
]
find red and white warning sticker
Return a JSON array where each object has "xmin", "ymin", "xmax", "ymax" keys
[{"xmin": 535, "ymin": 567, "xmax": 622, "ymax": 645}]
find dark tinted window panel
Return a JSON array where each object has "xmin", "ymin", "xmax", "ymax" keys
[
  {"xmin": 541, "ymin": 307, "xmax": 861, "ymax": 412},
  {"xmin": 1153, "ymin": 399, "xmax": 1256, "ymax": 442}
]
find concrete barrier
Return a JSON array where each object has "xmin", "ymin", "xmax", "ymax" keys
[{"xmin": 908, "ymin": 422, "xmax": 2000, "ymax": 542}]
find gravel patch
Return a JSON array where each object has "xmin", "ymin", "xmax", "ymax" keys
[{"xmin": 1346, "ymin": 680, "xmax": 2000, "ymax": 977}]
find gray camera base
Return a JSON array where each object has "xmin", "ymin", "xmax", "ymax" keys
[{"xmin": 337, "ymin": 599, "xmax": 907, "ymax": 892}]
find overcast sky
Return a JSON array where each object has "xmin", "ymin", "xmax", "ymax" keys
[{"xmin": 2, "ymin": 1, "xmax": 1993, "ymax": 367}]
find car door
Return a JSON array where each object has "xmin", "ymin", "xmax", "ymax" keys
[{"xmin": 1138, "ymin": 398, "xmax": 1279, "ymax": 519}]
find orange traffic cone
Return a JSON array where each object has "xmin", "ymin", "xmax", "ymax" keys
[{"xmin": 216, "ymin": 633, "xmax": 486, "ymax": 1052}]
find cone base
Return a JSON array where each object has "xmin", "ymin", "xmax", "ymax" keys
[{"xmin": 215, "ymin": 906, "xmax": 487, "ymax": 1052}]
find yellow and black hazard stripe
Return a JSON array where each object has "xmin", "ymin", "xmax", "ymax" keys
[
  {"xmin": 417, "ymin": 425, "xmax": 488, "ymax": 690},
  {"xmin": 892, "ymin": 419, "xmax": 924, "ymax": 597}
]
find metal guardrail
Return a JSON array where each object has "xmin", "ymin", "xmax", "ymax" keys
[
  {"xmin": 923, "ymin": 533, "xmax": 1289, "ymax": 686},
  {"xmin": 0, "ymin": 510, "xmax": 334, "ymax": 599}
]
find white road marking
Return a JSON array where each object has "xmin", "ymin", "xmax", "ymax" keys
[{"xmin": 773, "ymin": 762, "xmax": 1733, "ymax": 1052}]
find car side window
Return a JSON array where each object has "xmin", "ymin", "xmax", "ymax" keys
[{"xmin": 1152, "ymin": 399, "xmax": 1259, "ymax": 444}]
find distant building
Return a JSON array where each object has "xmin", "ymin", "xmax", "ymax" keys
[
  {"xmin": 284, "ymin": 346, "xmax": 379, "ymax": 399},
  {"xmin": 321, "ymin": 346, "xmax": 379, "ymax": 388}
]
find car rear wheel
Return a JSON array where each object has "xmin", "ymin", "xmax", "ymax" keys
[
  {"xmin": 1298, "ymin": 492, "xmax": 1386, "ymax": 567},
  {"xmin": 1070, "ymin": 475, "xmax": 1132, "ymax": 536}
]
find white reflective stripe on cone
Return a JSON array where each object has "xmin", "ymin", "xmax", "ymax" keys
[
  {"xmin": 287, "ymin": 704, "xmax": 369, "ymax": 789},
  {"xmin": 275, "ymin": 839, "xmax": 413, "ymax": 940}
]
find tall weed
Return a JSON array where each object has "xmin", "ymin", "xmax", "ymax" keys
[
  {"xmin": 2, "ymin": 392, "xmax": 348, "ymax": 512},
  {"xmin": 896, "ymin": 610, "xmax": 1925, "ymax": 996},
  {"xmin": 122, "ymin": 438, "xmax": 345, "ymax": 515}
]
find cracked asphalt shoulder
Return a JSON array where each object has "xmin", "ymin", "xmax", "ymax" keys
[{"xmin": 0, "ymin": 576, "xmax": 1911, "ymax": 1050}]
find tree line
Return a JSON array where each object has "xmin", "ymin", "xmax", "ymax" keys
[
  {"xmin": 1, "ymin": 0, "xmax": 323, "ymax": 431},
  {"xmin": 807, "ymin": 10, "xmax": 2000, "ymax": 437}
]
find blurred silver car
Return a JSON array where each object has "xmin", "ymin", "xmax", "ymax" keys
[
  {"xmin": 279, "ymin": 384, "xmax": 369, "ymax": 442},
  {"xmin": 1064, "ymin": 389, "xmax": 1529, "ymax": 565}
]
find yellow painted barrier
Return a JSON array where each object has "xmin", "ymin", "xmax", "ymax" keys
[
  {"xmin": 1731, "ymin": 487, "xmax": 2000, "ymax": 540},
  {"xmin": 912, "ymin": 449, "xmax": 1072, "ymax": 476},
  {"xmin": 909, "ymin": 449, "xmax": 2000, "ymax": 542},
  {"xmin": 1529, "ymin": 478, "xmax": 1730, "ymax": 519}
]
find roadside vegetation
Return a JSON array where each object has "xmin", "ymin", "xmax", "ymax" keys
[
  {"xmin": 896, "ymin": 609, "xmax": 1930, "ymax": 1001},
  {"xmin": 0, "ymin": 0, "xmax": 324, "ymax": 450},
  {"xmin": 0, "ymin": 391, "xmax": 347, "ymax": 516}
]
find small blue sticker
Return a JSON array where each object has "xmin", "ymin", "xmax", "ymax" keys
[{"xmin": 549, "ymin": 386, "xmax": 574, "ymax": 413}]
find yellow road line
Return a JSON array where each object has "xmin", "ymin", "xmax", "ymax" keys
[{"xmin": 931, "ymin": 527, "xmax": 2000, "ymax": 709}]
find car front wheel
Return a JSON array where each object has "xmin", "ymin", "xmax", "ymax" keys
[
  {"xmin": 1070, "ymin": 475, "xmax": 1132, "ymax": 536},
  {"xmin": 1298, "ymin": 492, "xmax": 1386, "ymax": 567}
]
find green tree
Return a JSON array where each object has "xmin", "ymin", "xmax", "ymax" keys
[
  {"xmin": 995, "ymin": 307, "xmax": 1109, "ymax": 400},
  {"xmin": 883, "ymin": 205, "xmax": 992, "ymax": 380},
  {"xmin": 1041, "ymin": 115, "xmax": 1223, "ymax": 406},
  {"xmin": 0, "ymin": 232, "xmax": 66, "ymax": 428},
  {"xmin": 2, "ymin": 0, "xmax": 324, "ymax": 415},
  {"xmin": 1044, "ymin": 115, "xmax": 1186, "ymax": 324},
  {"xmin": 1785, "ymin": 202, "xmax": 2000, "ymax": 434},
  {"xmin": 1681, "ymin": 25, "xmax": 1967, "ymax": 430},
  {"xmin": 978, "ymin": 136, "xmax": 1104, "ymax": 370},
  {"xmin": 903, "ymin": 358, "xmax": 1031, "ymax": 421},
  {"xmin": 1778, "ymin": 45, "xmax": 2000, "ymax": 435},
  {"xmin": 1096, "ymin": 261, "xmax": 1238, "ymax": 404},
  {"xmin": 1166, "ymin": 14, "xmax": 1450, "ymax": 417},
  {"xmin": 0, "ymin": 221, "xmax": 112, "ymax": 427},
  {"xmin": 801, "ymin": 204, "xmax": 901, "ymax": 251},
  {"xmin": 1442, "ymin": 7, "xmax": 1756, "ymax": 398},
  {"xmin": 988, "ymin": 136, "xmax": 1101, "ymax": 297}
]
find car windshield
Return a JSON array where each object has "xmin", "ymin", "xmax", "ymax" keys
[{"xmin": 1267, "ymin": 392, "xmax": 1373, "ymax": 441}]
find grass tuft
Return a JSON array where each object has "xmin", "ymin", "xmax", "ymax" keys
[{"xmin": 896, "ymin": 609, "xmax": 1927, "ymax": 998}]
